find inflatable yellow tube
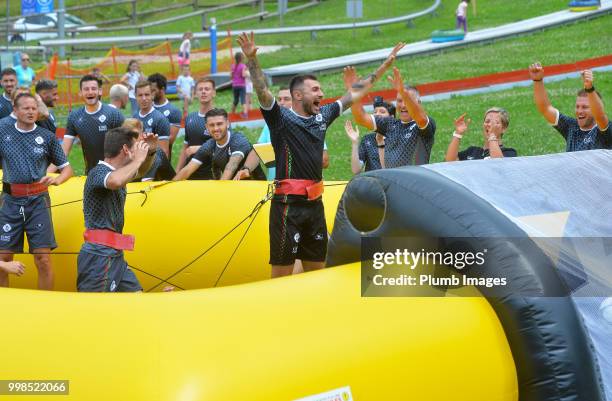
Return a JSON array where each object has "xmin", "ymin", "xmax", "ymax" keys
[
  {"xmin": 0, "ymin": 263, "xmax": 517, "ymax": 401},
  {"xmin": 8, "ymin": 179, "xmax": 346, "ymax": 291}
]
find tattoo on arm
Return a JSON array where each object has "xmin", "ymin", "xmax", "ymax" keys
[
  {"xmin": 221, "ymin": 155, "xmax": 243, "ymax": 180},
  {"xmin": 247, "ymin": 58, "xmax": 274, "ymax": 108}
]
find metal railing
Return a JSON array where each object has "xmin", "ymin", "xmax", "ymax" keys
[{"xmin": 40, "ymin": 0, "xmax": 441, "ymax": 47}]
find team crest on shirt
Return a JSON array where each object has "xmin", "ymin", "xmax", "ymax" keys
[
  {"xmin": 147, "ymin": 118, "xmax": 153, "ymax": 126},
  {"xmin": 163, "ymin": 110, "xmax": 170, "ymax": 117},
  {"xmin": 2, "ymin": 224, "xmax": 11, "ymax": 232},
  {"xmin": 315, "ymin": 114, "xmax": 323, "ymax": 122},
  {"xmin": 98, "ymin": 114, "xmax": 106, "ymax": 123},
  {"xmin": 35, "ymin": 136, "xmax": 44, "ymax": 145}
]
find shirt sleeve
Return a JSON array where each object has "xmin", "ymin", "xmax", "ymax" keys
[
  {"xmin": 65, "ymin": 113, "xmax": 78, "ymax": 138},
  {"xmin": 169, "ymin": 108, "xmax": 182, "ymax": 126},
  {"xmin": 48, "ymin": 134, "xmax": 69, "ymax": 168},
  {"xmin": 156, "ymin": 115, "xmax": 171, "ymax": 140},
  {"xmin": 457, "ymin": 147, "xmax": 471, "ymax": 161},
  {"xmin": 230, "ymin": 134, "xmax": 252, "ymax": 159},
  {"xmin": 373, "ymin": 115, "xmax": 394, "ymax": 136},
  {"xmin": 502, "ymin": 148, "xmax": 518, "ymax": 158},
  {"xmin": 597, "ymin": 123, "xmax": 612, "ymax": 147},
  {"xmin": 417, "ymin": 116, "xmax": 436, "ymax": 138},
  {"xmin": 191, "ymin": 141, "xmax": 213, "ymax": 165},
  {"xmin": 260, "ymin": 99, "xmax": 282, "ymax": 138},
  {"xmin": 552, "ymin": 110, "xmax": 575, "ymax": 140},
  {"xmin": 322, "ymin": 101, "xmax": 342, "ymax": 126}
]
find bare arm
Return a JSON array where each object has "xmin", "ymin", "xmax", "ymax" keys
[
  {"xmin": 169, "ymin": 126, "xmax": 180, "ymax": 145},
  {"xmin": 106, "ymin": 141, "xmax": 150, "ymax": 189},
  {"xmin": 345, "ymin": 120, "xmax": 362, "ymax": 174},
  {"xmin": 529, "ymin": 62, "xmax": 557, "ymax": 124},
  {"xmin": 582, "ymin": 70, "xmax": 609, "ymax": 129},
  {"xmin": 351, "ymin": 99, "xmax": 375, "ymax": 131},
  {"xmin": 176, "ymin": 143, "xmax": 189, "ymax": 171},
  {"xmin": 173, "ymin": 161, "xmax": 200, "ymax": 181},
  {"xmin": 61, "ymin": 136, "xmax": 74, "ymax": 157},
  {"xmin": 238, "ymin": 32, "xmax": 274, "ymax": 108},
  {"xmin": 389, "ymin": 67, "xmax": 428, "ymax": 129},
  {"xmin": 35, "ymin": 94, "xmax": 50, "ymax": 119},
  {"xmin": 233, "ymin": 151, "xmax": 261, "ymax": 180},
  {"xmin": 158, "ymin": 140, "xmax": 169, "ymax": 158},
  {"xmin": 220, "ymin": 154, "xmax": 244, "ymax": 180},
  {"xmin": 322, "ymin": 150, "xmax": 329, "ymax": 169},
  {"xmin": 445, "ymin": 113, "xmax": 470, "ymax": 162}
]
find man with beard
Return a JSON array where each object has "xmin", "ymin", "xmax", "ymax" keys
[
  {"xmin": 176, "ymin": 77, "xmax": 216, "ymax": 179},
  {"xmin": 238, "ymin": 31, "xmax": 403, "ymax": 277},
  {"xmin": 148, "ymin": 73, "xmax": 182, "ymax": 158},
  {"xmin": 62, "ymin": 75, "xmax": 125, "ymax": 173},
  {"xmin": 0, "ymin": 68, "xmax": 17, "ymax": 119},
  {"xmin": 0, "ymin": 93, "xmax": 73, "ymax": 290},
  {"xmin": 529, "ymin": 62, "xmax": 610, "ymax": 151},
  {"xmin": 350, "ymin": 67, "xmax": 436, "ymax": 168},
  {"xmin": 35, "ymin": 80, "xmax": 59, "ymax": 134},
  {"xmin": 173, "ymin": 108, "xmax": 265, "ymax": 181},
  {"xmin": 133, "ymin": 81, "xmax": 171, "ymax": 157}
]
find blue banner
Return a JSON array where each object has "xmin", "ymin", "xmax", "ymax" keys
[{"xmin": 22, "ymin": 0, "xmax": 54, "ymax": 15}]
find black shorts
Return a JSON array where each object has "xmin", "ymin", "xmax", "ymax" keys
[
  {"xmin": 269, "ymin": 199, "xmax": 328, "ymax": 265},
  {"xmin": 77, "ymin": 246, "xmax": 142, "ymax": 292},
  {"xmin": 0, "ymin": 192, "xmax": 56, "ymax": 253}
]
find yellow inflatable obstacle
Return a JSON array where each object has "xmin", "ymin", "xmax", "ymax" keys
[
  {"xmin": 8, "ymin": 179, "xmax": 346, "ymax": 291},
  {"xmin": 0, "ymin": 263, "xmax": 517, "ymax": 401}
]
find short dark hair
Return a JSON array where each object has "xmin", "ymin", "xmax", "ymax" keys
[
  {"xmin": 35, "ymin": 79, "xmax": 57, "ymax": 93},
  {"xmin": 289, "ymin": 74, "xmax": 318, "ymax": 96},
  {"xmin": 135, "ymin": 80, "xmax": 151, "ymax": 94},
  {"xmin": 205, "ymin": 108, "xmax": 228, "ymax": 120},
  {"xmin": 14, "ymin": 93, "xmax": 36, "ymax": 108},
  {"xmin": 147, "ymin": 73, "xmax": 167, "ymax": 91},
  {"xmin": 195, "ymin": 77, "xmax": 216, "ymax": 90},
  {"xmin": 278, "ymin": 86, "xmax": 289, "ymax": 92},
  {"xmin": 1, "ymin": 68, "xmax": 16, "ymax": 79},
  {"xmin": 79, "ymin": 74, "xmax": 100, "ymax": 89},
  {"xmin": 104, "ymin": 127, "xmax": 139, "ymax": 158},
  {"xmin": 577, "ymin": 89, "xmax": 603, "ymax": 101}
]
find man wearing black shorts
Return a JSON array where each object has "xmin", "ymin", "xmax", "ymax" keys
[
  {"xmin": 62, "ymin": 75, "xmax": 125, "ymax": 173},
  {"xmin": 77, "ymin": 127, "xmax": 156, "ymax": 292},
  {"xmin": 529, "ymin": 63, "xmax": 610, "ymax": 151},
  {"xmin": 238, "ymin": 32, "xmax": 404, "ymax": 277},
  {"xmin": 177, "ymin": 77, "xmax": 217, "ymax": 179},
  {"xmin": 148, "ymin": 73, "xmax": 182, "ymax": 158},
  {"xmin": 0, "ymin": 93, "xmax": 73, "ymax": 289},
  {"xmin": 173, "ymin": 108, "xmax": 265, "ymax": 181},
  {"xmin": 351, "ymin": 67, "xmax": 436, "ymax": 168}
]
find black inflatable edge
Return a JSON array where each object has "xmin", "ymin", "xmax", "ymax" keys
[{"xmin": 326, "ymin": 166, "xmax": 605, "ymax": 401}]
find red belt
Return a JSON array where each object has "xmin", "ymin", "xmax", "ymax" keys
[
  {"xmin": 274, "ymin": 179, "xmax": 324, "ymax": 201},
  {"xmin": 3, "ymin": 182, "xmax": 48, "ymax": 197},
  {"xmin": 84, "ymin": 229, "xmax": 135, "ymax": 251}
]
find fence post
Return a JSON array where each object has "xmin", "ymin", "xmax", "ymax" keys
[
  {"xmin": 260, "ymin": 0, "xmax": 265, "ymax": 15},
  {"xmin": 201, "ymin": 13, "xmax": 207, "ymax": 31},
  {"xmin": 210, "ymin": 18, "xmax": 217, "ymax": 74},
  {"xmin": 131, "ymin": 0, "xmax": 137, "ymax": 25},
  {"xmin": 193, "ymin": 0, "xmax": 198, "ymax": 9}
]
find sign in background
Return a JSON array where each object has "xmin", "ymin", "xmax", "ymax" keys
[{"xmin": 22, "ymin": 0, "xmax": 54, "ymax": 16}]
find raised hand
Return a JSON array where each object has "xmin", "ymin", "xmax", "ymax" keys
[
  {"xmin": 529, "ymin": 62, "xmax": 544, "ymax": 81},
  {"xmin": 454, "ymin": 113, "xmax": 471, "ymax": 135},
  {"xmin": 237, "ymin": 31, "xmax": 258, "ymax": 59},
  {"xmin": 345, "ymin": 120, "xmax": 360, "ymax": 144},
  {"xmin": 133, "ymin": 140, "xmax": 150, "ymax": 164},
  {"xmin": 142, "ymin": 132, "xmax": 159, "ymax": 153},
  {"xmin": 381, "ymin": 42, "xmax": 405, "ymax": 71},
  {"xmin": 343, "ymin": 66, "xmax": 359, "ymax": 91},
  {"xmin": 581, "ymin": 69, "xmax": 594, "ymax": 90},
  {"xmin": 387, "ymin": 67, "xmax": 405, "ymax": 93}
]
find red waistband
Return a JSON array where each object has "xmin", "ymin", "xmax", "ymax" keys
[
  {"xmin": 274, "ymin": 179, "xmax": 324, "ymax": 201},
  {"xmin": 3, "ymin": 182, "xmax": 48, "ymax": 197},
  {"xmin": 84, "ymin": 229, "xmax": 135, "ymax": 251}
]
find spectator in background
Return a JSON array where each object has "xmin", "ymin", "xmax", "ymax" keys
[
  {"xmin": 176, "ymin": 65, "xmax": 195, "ymax": 117},
  {"xmin": 445, "ymin": 108, "xmax": 517, "ymax": 161},
  {"xmin": 178, "ymin": 31, "xmax": 193, "ymax": 68},
  {"xmin": 456, "ymin": 0, "xmax": 470, "ymax": 33},
  {"xmin": 121, "ymin": 60, "xmax": 145, "ymax": 115},
  {"xmin": 91, "ymin": 67, "xmax": 111, "ymax": 86},
  {"xmin": 345, "ymin": 96, "xmax": 395, "ymax": 174},
  {"xmin": 35, "ymin": 79, "xmax": 59, "ymax": 134},
  {"xmin": 230, "ymin": 52, "xmax": 248, "ymax": 118},
  {"xmin": 0, "ymin": 68, "xmax": 18, "ymax": 119},
  {"xmin": 529, "ymin": 62, "xmax": 611, "ymax": 151},
  {"xmin": 14, "ymin": 53, "xmax": 36, "ymax": 88},
  {"xmin": 109, "ymin": 84, "xmax": 129, "ymax": 110}
]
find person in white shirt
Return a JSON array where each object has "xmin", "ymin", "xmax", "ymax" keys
[
  {"xmin": 120, "ymin": 60, "xmax": 145, "ymax": 115},
  {"xmin": 456, "ymin": 0, "xmax": 470, "ymax": 33},
  {"xmin": 178, "ymin": 31, "xmax": 193, "ymax": 68},
  {"xmin": 176, "ymin": 65, "xmax": 195, "ymax": 116}
]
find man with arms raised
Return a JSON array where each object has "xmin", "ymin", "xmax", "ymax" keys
[
  {"xmin": 350, "ymin": 67, "xmax": 436, "ymax": 168},
  {"xmin": 238, "ymin": 31, "xmax": 403, "ymax": 277},
  {"xmin": 148, "ymin": 73, "xmax": 182, "ymax": 158},
  {"xmin": 62, "ymin": 75, "xmax": 125, "ymax": 173},
  {"xmin": 529, "ymin": 62, "xmax": 610, "ymax": 151},
  {"xmin": 77, "ymin": 127, "xmax": 157, "ymax": 292},
  {"xmin": 174, "ymin": 108, "xmax": 265, "ymax": 181},
  {"xmin": 133, "ymin": 81, "xmax": 171, "ymax": 158},
  {"xmin": 176, "ymin": 77, "xmax": 217, "ymax": 179},
  {"xmin": 0, "ymin": 93, "xmax": 73, "ymax": 289}
]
